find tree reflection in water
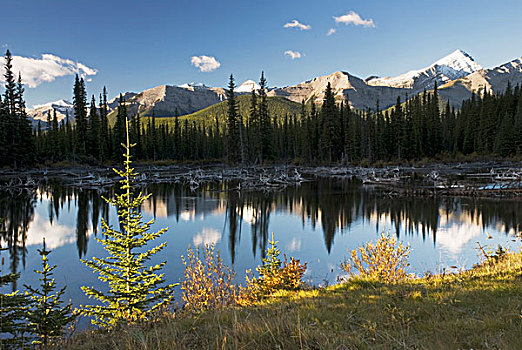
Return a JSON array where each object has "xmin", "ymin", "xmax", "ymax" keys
[{"xmin": 1, "ymin": 178, "xmax": 521, "ymax": 279}]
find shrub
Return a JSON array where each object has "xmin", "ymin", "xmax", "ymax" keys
[
  {"xmin": 278, "ymin": 255, "xmax": 308, "ymax": 290},
  {"xmin": 237, "ymin": 234, "xmax": 307, "ymax": 305},
  {"xmin": 181, "ymin": 244, "xmax": 236, "ymax": 313},
  {"xmin": 341, "ymin": 233, "xmax": 410, "ymax": 283}
]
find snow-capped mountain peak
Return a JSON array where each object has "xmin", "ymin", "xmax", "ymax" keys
[
  {"xmin": 432, "ymin": 49, "xmax": 482, "ymax": 75},
  {"xmin": 236, "ymin": 80, "xmax": 261, "ymax": 93},
  {"xmin": 32, "ymin": 99, "xmax": 73, "ymax": 110},
  {"xmin": 27, "ymin": 99, "xmax": 75, "ymax": 127},
  {"xmin": 367, "ymin": 49, "xmax": 483, "ymax": 90},
  {"xmin": 178, "ymin": 82, "xmax": 208, "ymax": 90}
]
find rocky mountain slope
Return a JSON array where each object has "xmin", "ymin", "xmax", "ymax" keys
[
  {"xmin": 27, "ymin": 50, "xmax": 522, "ymax": 125},
  {"xmin": 269, "ymin": 50, "xmax": 486, "ymax": 110},
  {"xmin": 28, "ymin": 99, "xmax": 74, "ymax": 127},
  {"xmin": 268, "ymin": 70, "xmax": 411, "ymax": 110},
  {"xmin": 121, "ymin": 84, "xmax": 227, "ymax": 117},
  {"xmin": 439, "ymin": 57, "xmax": 522, "ymax": 105}
]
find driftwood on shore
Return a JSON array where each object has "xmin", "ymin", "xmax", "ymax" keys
[
  {"xmin": 0, "ymin": 161, "xmax": 521, "ymax": 198},
  {"xmin": 0, "ymin": 165, "xmax": 307, "ymax": 193}
]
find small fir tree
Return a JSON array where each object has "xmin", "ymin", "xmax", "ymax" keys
[
  {"xmin": 257, "ymin": 233, "xmax": 281, "ymax": 277},
  {"xmin": 0, "ymin": 245, "xmax": 31, "ymax": 348},
  {"xmin": 24, "ymin": 238, "xmax": 75, "ymax": 347},
  {"xmin": 237, "ymin": 233, "xmax": 307, "ymax": 306},
  {"xmin": 80, "ymin": 118, "xmax": 177, "ymax": 328}
]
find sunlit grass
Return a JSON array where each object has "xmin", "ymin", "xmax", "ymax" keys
[{"xmin": 59, "ymin": 249, "xmax": 522, "ymax": 349}]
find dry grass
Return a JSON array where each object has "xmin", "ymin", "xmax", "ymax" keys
[{"xmin": 57, "ymin": 249, "xmax": 522, "ymax": 350}]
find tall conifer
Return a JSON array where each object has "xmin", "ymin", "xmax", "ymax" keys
[
  {"xmin": 81, "ymin": 119, "xmax": 176, "ymax": 328},
  {"xmin": 259, "ymin": 72, "xmax": 271, "ymax": 162},
  {"xmin": 87, "ymin": 95, "xmax": 100, "ymax": 160},
  {"xmin": 226, "ymin": 74, "xmax": 241, "ymax": 165},
  {"xmin": 73, "ymin": 75, "xmax": 88, "ymax": 157}
]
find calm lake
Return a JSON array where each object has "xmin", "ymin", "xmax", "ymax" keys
[{"xmin": 1, "ymin": 177, "xmax": 521, "ymax": 322}]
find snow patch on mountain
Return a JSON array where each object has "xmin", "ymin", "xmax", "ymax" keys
[
  {"xmin": 27, "ymin": 99, "xmax": 74, "ymax": 126},
  {"xmin": 367, "ymin": 50, "xmax": 483, "ymax": 90},
  {"xmin": 178, "ymin": 82, "xmax": 209, "ymax": 90},
  {"xmin": 32, "ymin": 99, "xmax": 73, "ymax": 110},
  {"xmin": 236, "ymin": 80, "xmax": 261, "ymax": 93}
]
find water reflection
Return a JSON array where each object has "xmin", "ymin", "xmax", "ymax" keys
[{"xmin": 1, "ymin": 178, "xmax": 521, "ymax": 278}]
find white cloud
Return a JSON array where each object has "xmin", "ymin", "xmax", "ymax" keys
[
  {"xmin": 436, "ymin": 222, "xmax": 482, "ymax": 255},
  {"xmin": 0, "ymin": 53, "xmax": 97, "ymax": 88},
  {"xmin": 284, "ymin": 50, "xmax": 303, "ymax": 60},
  {"xmin": 286, "ymin": 238, "xmax": 302, "ymax": 252},
  {"xmin": 192, "ymin": 228, "xmax": 222, "ymax": 247},
  {"xmin": 7, "ymin": 213, "xmax": 91, "ymax": 250},
  {"xmin": 180, "ymin": 210, "xmax": 194, "ymax": 222},
  {"xmin": 326, "ymin": 28, "xmax": 336, "ymax": 36},
  {"xmin": 283, "ymin": 19, "xmax": 311, "ymax": 31},
  {"xmin": 190, "ymin": 55, "xmax": 221, "ymax": 72},
  {"xmin": 333, "ymin": 11, "xmax": 375, "ymax": 28}
]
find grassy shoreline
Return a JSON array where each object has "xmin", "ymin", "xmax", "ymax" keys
[{"xmin": 60, "ymin": 251, "xmax": 522, "ymax": 349}]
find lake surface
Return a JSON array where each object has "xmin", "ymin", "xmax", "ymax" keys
[{"xmin": 1, "ymin": 177, "xmax": 521, "ymax": 321}]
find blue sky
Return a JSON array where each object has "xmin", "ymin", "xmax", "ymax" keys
[{"xmin": 2, "ymin": 0, "xmax": 522, "ymax": 107}]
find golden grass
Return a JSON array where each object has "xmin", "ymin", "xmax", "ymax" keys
[{"xmin": 59, "ymin": 251, "xmax": 522, "ymax": 349}]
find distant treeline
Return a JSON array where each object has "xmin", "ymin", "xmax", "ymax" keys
[{"xmin": 2, "ymin": 49, "xmax": 522, "ymax": 168}]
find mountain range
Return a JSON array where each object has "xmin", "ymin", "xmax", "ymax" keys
[{"xmin": 28, "ymin": 50, "xmax": 522, "ymax": 125}]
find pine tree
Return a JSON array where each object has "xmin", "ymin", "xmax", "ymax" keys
[
  {"xmin": 226, "ymin": 74, "xmax": 241, "ymax": 165},
  {"xmin": 113, "ymin": 95, "xmax": 127, "ymax": 161},
  {"xmin": 319, "ymin": 82, "xmax": 339, "ymax": 162},
  {"xmin": 80, "ymin": 119, "xmax": 177, "ymax": 328},
  {"xmin": 15, "ymin": 73, "xmax": 35, "ymax": 167},
  {"xmin": 87, "ymin": 95, "xmax": 101, "ymax": 160},
  {"xmin": 150, "ymin": 109, "xmax": 157, "ymax": 161},
  {"xmin": 173, "ymin": 109, "xmax": 181, "ymax": 159},
  {"xmin": 73, "ymin": 75, "xmax": 88, "ymax": 157},
  {"xmin": 1, "ymin": 245, "xmax": 31, "ymax": 348},
  {"xmin": 514, "ymin": 87, "xmax": 522, "ymax": 154},
  {"xmin": 99, "ymin": 88, "xmax": 110, "ymax": 161},
  {"xmin": 24, "ymin": 239, "xmax": 75, "ymax": 347},
  {"xmin": 259, "ymin": 72, "xmax": 272, "ymax": 162},
  {"xmin": 65, "ymin": 111, "xmax": 74, "ymax": 162},
  {"xmin": 0, "ymin": 94, "xmax": 6, "ymax": 163},
  {"xmin": 249, "ymin": 85, "xmax": 260, "ymax": 164},
  {"xmin": 390, "ymin": 96, "xmax": 403, "ymax": 158},
  {"xmin": 132, "ymin": 112, "xmax": 142, "ymax": 159},
  {"xmin": 3, "ymin": 50, "xmax": 18, "ymax": 168},
  {"xmin": 51, "ymin": 109, "xmax": 59, "ymax": 161}
]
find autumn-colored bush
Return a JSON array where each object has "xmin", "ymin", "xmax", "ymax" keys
[
  {"xmin": 181, "ymin": 244, "xmax": 236, "ymax": 313},
  {"xmin": 237, "ymin": 234, "xmax": 307, "ymax": 306},
  {"xmin": 341, "ymin": 233, "xmax": 410, "ymax": 283}
]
